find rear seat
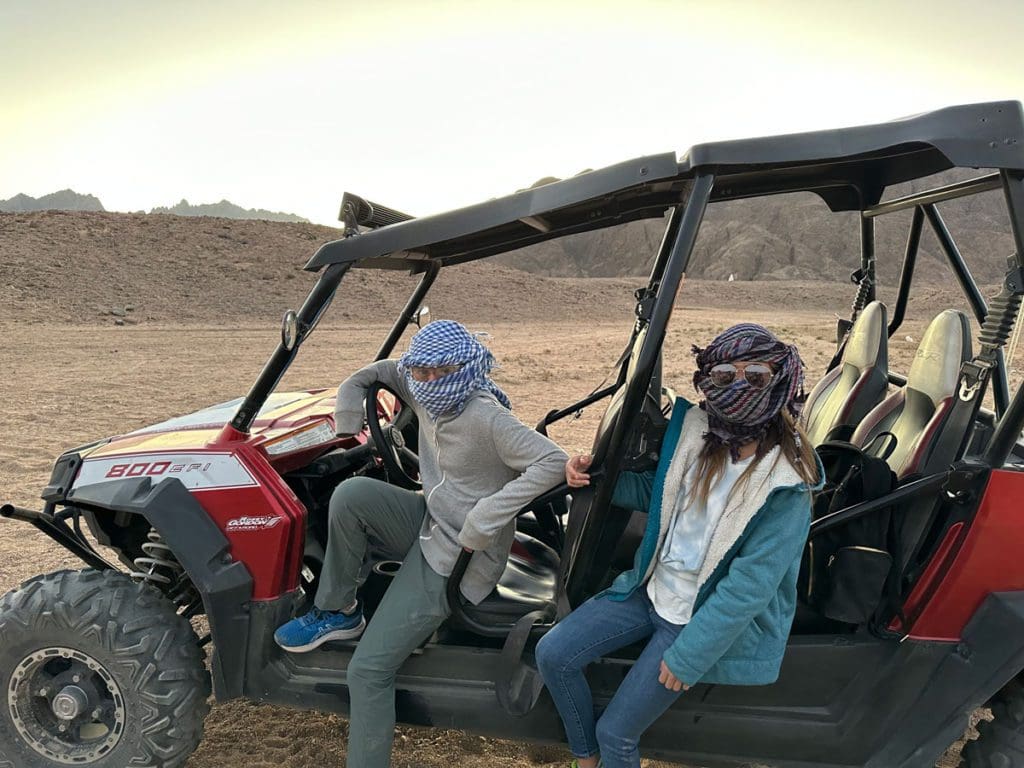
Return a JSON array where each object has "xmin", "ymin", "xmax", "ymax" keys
[{"xmin": 803, "ymin": 301, "xmax": 889, "ymax": 445}]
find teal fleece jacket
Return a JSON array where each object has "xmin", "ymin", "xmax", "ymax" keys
[{"xmin": 600, "ymin": 398, "xmax": 823, "ymax": 687}]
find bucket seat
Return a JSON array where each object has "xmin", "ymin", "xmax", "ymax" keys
[
  {"xmin": 458, "ymin": 531, "xmax": 559, "ymax": 624},
  {"xmin": 794, "ymin": 310, "xmax": 972, "ymax": 632},
  {"xmin": 803, "ymin": 301, "xmax": 889, "ymax": 445},
  {"xmin": 851, "ymin": 308, "xmax": 973, "ymax": 581},
  {"xmin": 851, "ymin": 309, "xmax": 972, "ymax": 479}
]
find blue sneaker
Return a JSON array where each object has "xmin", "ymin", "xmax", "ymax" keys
[{"xmin": 274, "ymin": 605, "xmax": 365, "ymax": 652}]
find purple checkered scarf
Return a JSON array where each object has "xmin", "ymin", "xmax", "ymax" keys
[{"xmin": 692, "ymin": 323, "xmax": 805, "ymax": 458}]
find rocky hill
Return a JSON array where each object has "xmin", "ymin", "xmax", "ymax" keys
[
  {"xmin": 0, "ymin": 211, "xmax": 651, "ymax": 325},
  {"xmin": 0, "ymin": 190, "xmax": 308, "ymax": 223},
  {"xmin": 0, "ymin": 189, "xmax": 105, "ymax": 213},
  {"xmin": 0, "ymin": 211, "xmax": 992, "ymax": 329},
  {"xmin": 495, "ymin": 170, "xmax": 1015, "ymax": 284},
  {"xmin": 150, "ymin": 199, "xmax": 308, "ymax": 223},
  {"xmin": 5, "ymin": 169, "xmax": 1013, "ymax": 284}
]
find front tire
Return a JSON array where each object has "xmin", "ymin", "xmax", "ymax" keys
[
  {"xmin": 0, "ymin": 569, "xmax": 210, "ymax": 768},
  {"xmin": 961, "ymin": 678, "xmax": 1024, "ymax": 767}
]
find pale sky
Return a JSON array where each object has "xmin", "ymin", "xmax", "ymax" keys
[{"xmin": 1, "ymin": 0, "xmax": 1021, "ymax": 226}]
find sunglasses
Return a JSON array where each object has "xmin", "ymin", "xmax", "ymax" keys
[
  {"xmin": 408, "ymin": 364, "xmax": 463, "ymax": 382},
  {"xmin": 707, "ymin": 362, "xmax": 775, "ymax": 390}
]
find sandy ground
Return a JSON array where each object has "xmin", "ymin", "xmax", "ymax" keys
[{"xmin": 0, "ymin": 313, "xmax": 977, "ymax": 767}]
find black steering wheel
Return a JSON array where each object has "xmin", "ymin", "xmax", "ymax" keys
[{"xmin": 364, "ymin": 382, "xmax": 421, "ymax": 490}]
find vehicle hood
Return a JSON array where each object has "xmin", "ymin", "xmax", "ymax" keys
[{"xmin": 78, "ymin": 391, "xmax": 337, "ymax": 459}]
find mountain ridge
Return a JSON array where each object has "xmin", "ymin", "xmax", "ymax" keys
[
  {"xmin": 3, "ymin": 169, "xmax": 1013, "ymax": 283},
  {"xmin": 0, "ymin": 190, "xmax": 309, "ymax": 223},
  {"xmin": 495, "ymin": 169, "xmax": 1014, "ymax": 284},
  {"xmin": 0, "ymin": 189, "xmax": 106, "ymax": 213},
  {"xmin": 0, "ymin": 210, "xmax": 990, "ymax": 329},
  {"xmin": 149, "ymin": 198, "xmax": 308, "ymax": 223}
]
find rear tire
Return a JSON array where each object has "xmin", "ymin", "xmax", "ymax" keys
[
  {"xmin": 961, "ymin": 678, "xmax": 1024, "ymax": 767},
  {"xmin": 0, "ymin": 569, "xmax": 211, "ymax": 768}
]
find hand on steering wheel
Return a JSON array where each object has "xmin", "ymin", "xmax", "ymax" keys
[{"xmin": 364, "ymin": 382, "xmax": 421, "ymax": 490}]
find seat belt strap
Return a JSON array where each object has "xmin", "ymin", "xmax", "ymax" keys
[{"xmin": 926, "ymin": 359, "xmax": 990, "ymax": 475}]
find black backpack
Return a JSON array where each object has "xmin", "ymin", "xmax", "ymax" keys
[{"xmin": 802, "ymin": 434, "xmax": 900, "ymax": 627}]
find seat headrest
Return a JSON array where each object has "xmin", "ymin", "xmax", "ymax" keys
[
  {"xmin": 907, "ymin": 310, "xmax": 972, "ymax": 406},
  {"xmin": 844, "ymin": 301, "xmax": 888, "ymax": 370}
]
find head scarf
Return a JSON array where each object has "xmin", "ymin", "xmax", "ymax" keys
[
  {"xmin": 397, "ymin": 320, "xmax": 511, "ymax": 420},
  {"xmin": 692, "ymin": 323, "xmax": 805, "ymax": 458}
]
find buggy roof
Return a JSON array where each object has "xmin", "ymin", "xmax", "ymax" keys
[{"xmin": 306, "ymin": 101, "xmax": 1024, "ymax": 272}]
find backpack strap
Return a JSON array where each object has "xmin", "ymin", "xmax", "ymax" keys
[{"xmin": 849, "ymin": 440, "xmax": 904, "ymax": 633}]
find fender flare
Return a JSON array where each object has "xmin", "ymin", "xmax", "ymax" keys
[
  {"xmin": 869, "ymin": 591, "xmax": 1024, "ymax": 767},
  {"xmin": 68, "ymin": 476, "xmax": 252, "ymax": 699}
]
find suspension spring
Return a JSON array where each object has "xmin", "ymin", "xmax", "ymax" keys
[
  {"xmin": 131, "ymin": 529, "xmax": 182, "ymax": 585},
  {"xmin": 851, "ymin": 264, "xmax": 876, "ymax": 319},
  {"xmin": 130, "ymin": 528, "xmax": 200, "ymax": 611}
]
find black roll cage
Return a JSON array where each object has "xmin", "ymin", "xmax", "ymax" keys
[
  {"xmin": 5, "ymin": 102, "xmax": 1024, "ymax": 662},
  {"xmin": 222, "ymin": 101, "xmax": 1024, "ymax": 628}
]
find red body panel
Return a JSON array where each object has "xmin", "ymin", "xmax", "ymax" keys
[
  {"xmin": 890, "ymin": 522, "xmax": 966, "ymax": 634},
  {"xmin": 909, "ymin": 468, "xmax": 1024, "ymax": 640},
  {"xmin": 68, "ymin": 389, "xmax": 385, "ymax": 601},
  {"xmin": 202, "ymin": 444, "xmax": 307, "ymax": 599}
]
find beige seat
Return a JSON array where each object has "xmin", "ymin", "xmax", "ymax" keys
[
  {"xmin": 851, "ymin": 309, "xmax": 972, "ymax": 479},
  {"xmin": 803, "ymin": 301, "xmax": 889, "ymax": 445}
]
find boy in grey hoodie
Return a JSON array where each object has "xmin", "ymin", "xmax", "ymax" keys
[{"xmin": 275, "ymin": 320, "xmax": 567, "ymax": 768}]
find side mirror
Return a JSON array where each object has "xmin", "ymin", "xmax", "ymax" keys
[
  {"xmin": 281, "ymin": 310, "xmax": 299, "ymax": 351},
  {"xmin": 414, "ymin": 306, "xmax": 431, "ymax": 328}
]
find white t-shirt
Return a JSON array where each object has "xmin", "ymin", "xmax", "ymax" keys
[{"xmin": 647, "ymin": 454, "xmax": 755, "ymax": 624}]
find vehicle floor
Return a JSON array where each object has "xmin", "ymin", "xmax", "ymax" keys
[{"xmin": 0, "ymin": 315, "xmax": 1002, "ymax": 768}]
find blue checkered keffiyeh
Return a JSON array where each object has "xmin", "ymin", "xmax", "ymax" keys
[{"xmin": 397, "ymin": 320, "xmax": 511, "ymax": 420}]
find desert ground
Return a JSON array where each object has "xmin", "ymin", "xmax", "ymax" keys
[
  {"xmin": 1, "ymin": 313, "xmax": 981, "ymax": 768},
  {"xmin": 0, "ymin": 211, "xmax": 1003, "ymax": 766}
]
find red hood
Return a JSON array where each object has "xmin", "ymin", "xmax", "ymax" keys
[{"xmin": 81, "ymin": 390, "xmax": 339, "ymax": 459}]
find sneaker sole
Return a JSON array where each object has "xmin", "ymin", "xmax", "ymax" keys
[{"xmin": 275, "ymin": 618, "xmax": 366, "ymax": 653}]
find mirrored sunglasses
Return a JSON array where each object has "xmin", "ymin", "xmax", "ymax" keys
[{"xmin": 707, "ymin": 362, "xmax": 775, "ymax": 390}]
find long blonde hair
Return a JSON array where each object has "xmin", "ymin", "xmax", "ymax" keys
[{"xmin": 688, "ymin": 410, "xmax": 820, "ymax": 507}]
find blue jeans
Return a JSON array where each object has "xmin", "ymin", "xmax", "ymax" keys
[{"xmin": 535, "ymin": 590, "xmax": 685, "ymax": 768}]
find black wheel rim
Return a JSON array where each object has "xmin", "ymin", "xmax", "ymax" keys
[{"xmin": 8, "ymin": 646, "xmax": 126, "ymax": 764}]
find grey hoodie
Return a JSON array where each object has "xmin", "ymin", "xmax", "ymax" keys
[{"xmin": 334, "ymin": 360, "xmax": 568, "ymax": 604}]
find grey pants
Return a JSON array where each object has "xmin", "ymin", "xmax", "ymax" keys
[{"xmin": 315, "ymin": 477, "xmax": 451, "ymax": 768}]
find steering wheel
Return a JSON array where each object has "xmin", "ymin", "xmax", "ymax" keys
[{"xmin": 364, "ymin": 382, "xmax": 421, "ymax": 490}]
